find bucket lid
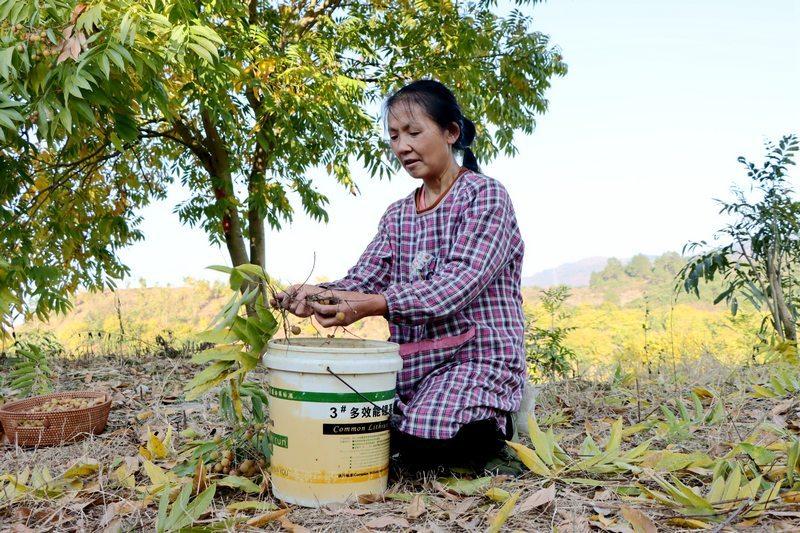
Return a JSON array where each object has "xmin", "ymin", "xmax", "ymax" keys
[{"xmin": 263, "ymin": 337, "xmax": 403, "ymax": 375}]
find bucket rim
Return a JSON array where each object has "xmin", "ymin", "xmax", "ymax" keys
[{"xmin": 266, "ymin": 337, "xmax": 399, "ymax": 354}]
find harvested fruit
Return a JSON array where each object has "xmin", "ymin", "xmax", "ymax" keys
[
  {"xmin": 335, "ymin": 311, "xmax": 345, "ymax": 321},
  {"xmin": 290, "ymin": 325, "xmax": 301, "ymax": 335},
  {"xmin": 26, "ymin": 396, "xmax": 104, "ymax": 413},
  {"xmin": 305, "ymin": 294, "xmax": 341, "ymax": 305}
]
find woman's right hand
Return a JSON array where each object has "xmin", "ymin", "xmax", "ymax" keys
[{"xmin": 271, "ymin": 284, "xmax": 328, "ymax": 318}]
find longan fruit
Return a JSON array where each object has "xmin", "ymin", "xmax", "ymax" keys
[
  {"xmin": 290, "ymin": 325, "xmax": 301, "ymax": 335},
  {"xmin": 240, "ymin": 459, "xmax": 254, "ymax": 472},
  {"xmin": 220, "ymin": 458, "xmax": 230, "ymax": 468},
  {"xmin": 213, "ymin": 463, "xmax": 223, "ymax": 473}
]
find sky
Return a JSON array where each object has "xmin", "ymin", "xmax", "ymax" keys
[{"xmin": 118, "ymin": 0, "xmax": 800, "ymax": 288}]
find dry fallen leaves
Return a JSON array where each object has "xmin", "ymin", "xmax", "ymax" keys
[
  {"xmin": 246, "ymin": 508, "xmax": 290, "ymax": 527},
  {"xmin": 516, "ymin": 484, "xmax": 556, "ymax": 514},
  {"xmin": 620, "ymin": 505, "xmax": 658, "ymax": 533},
  {"xmin": 406, "ymin": 494, "xmax": 426, "ymax": 519}
]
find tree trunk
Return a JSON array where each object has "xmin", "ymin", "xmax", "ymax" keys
[{"xmin": 766, "ymin": 246, "xmax": 798, "ymax": 342}]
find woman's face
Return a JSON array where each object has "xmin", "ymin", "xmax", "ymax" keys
[{"xmin": 387, "ymin": 101, "xmax": 459, "ymax": 180}]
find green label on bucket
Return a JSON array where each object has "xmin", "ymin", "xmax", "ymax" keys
[
  {"xmin": 269, "ymin": 432, "xmax": 289, "ymax": 448},
  {"xmin": 268, "ymin": 386, "xmax": 395, "ymax": 403}
]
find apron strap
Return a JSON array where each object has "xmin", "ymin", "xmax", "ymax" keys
[{"xmin": 399, "ymin": 326, "xmax": 476, "ymax": 359}]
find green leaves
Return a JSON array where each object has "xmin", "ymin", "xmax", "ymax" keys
[
  {"xmin": 187, "ymin": 24, "xmax": 223, "ymax": 63},
  {"xmin": 6, "ymin": 335, "xmax": 60, "ymax": 397},
  {"xmin": 184, "ymin": 264, "xmax": 277, "ymax": 419},
  {"xmin": 156, "ymin": 482, "xmax": 217, "ymax": 532},
  {"xmin": 677, "ymin": 134, "xmax": 800, "ymax": 346}
]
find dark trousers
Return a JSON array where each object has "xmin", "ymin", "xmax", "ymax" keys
[{"xmin": 390, "ymin": 413, "xmax": 513, "ymax": 471}]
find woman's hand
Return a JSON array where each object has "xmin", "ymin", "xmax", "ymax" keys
[
  {"xmin": 271, "ymin": 284, "xmax": 331, "ymax": 318},
  {"xmin": 308, "ymin": 290, "xmax": 388, "ymax": 328}
]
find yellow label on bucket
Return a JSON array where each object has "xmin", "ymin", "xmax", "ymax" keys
[{"xmin": 268, "ymin": 376, "xmax": 395, "ymax": 504}]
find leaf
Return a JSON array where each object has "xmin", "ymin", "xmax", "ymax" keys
[
  {"xmin": 62, "ymin": 459, "xmax": 99, "ymax": 479},
  {"xmin": 515, "ymin": 484, "xmax": 555, "ymax": 514},
  {"xmin": 246, "ymin": 508, "xmax": 290, "ymax": 527},
  {"xmin": 405, "ymin": 494, "xmax": 426, "ymax": 519},
  {"xmin": 738, "ymin": 442, "xmax": 777, "ymax": 466},
  {"xmin": 527, "ymin": 414, "xmax": 556, "ymax": 466},
  {"xmin": 487, "ymin": 491, "xmax": 520, "ymax": 533},
  {"xmin": 438, "ymin": 476, "xmax": 492, "ymax": 495},
  {"xmin": 666, "ymin": 517, "xmax": 711, "ymax": 529},
  {"xmin": 218, "ymin": 475, "xmax": 261, "ymax": 493},
  {"xmin": 168, "ymin": 483, "xmax": 217, "ymax": 530},
  {"xmin": 142, "ymin": 459, "xmax": 176, "ymax": 490},
  {"xmin": 605, "ymin": 418, "xmax": 623, "ymax": 453},
  {"xmin": 114, "ymin": 464, "xmax": 136, "ymax": 490},
  {"xmin": 506, "ymin": 441, "xmax": 551, "ymax": 476},
  {"xmin": 620, "ymin": 505, "xmax": 657, "ymax": 533},
  {"xmin": 147, "ymin": 428, "xmax": 169, "ymax": 459},
  {"xmin": 191, "ymin": 345, "xmax": 243, "ymax": 364},
  {"xmin": 692, "ymin": 386, "xmax": 715, "ymax": 399},
  {"xmin": 193, "ymin": 457, "xmax": 208, "ymax": 494},
  {"xmin": 227, "ymin": 500, "xmax": 278, "ymax": 513},
  {"xmin": 485, "ymin": 487, "xmax": 511, "ymax": 502}
]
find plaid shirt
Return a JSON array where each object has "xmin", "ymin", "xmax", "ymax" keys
[{"xmin": 319, "ymin": 169, "xmax": 526, "ymax": 439}]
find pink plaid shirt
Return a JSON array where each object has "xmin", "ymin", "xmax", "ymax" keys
[{"xmin": 320, "ymin": 168, "xmax": 526, "ymax": 439}]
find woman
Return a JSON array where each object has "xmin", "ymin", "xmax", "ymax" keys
[{"xmin": 275, "ymin": 79, "xmax": 526, "ymax": 473}]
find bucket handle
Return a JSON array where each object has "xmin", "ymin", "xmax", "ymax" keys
[{"xmin": 325, "ymin": 366, "xmax": 383, "ymax": 409}]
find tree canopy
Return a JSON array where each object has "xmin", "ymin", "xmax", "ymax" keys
[{"xmin": 0, "ymin": 0, "xmax": 566, "ymax": 336}]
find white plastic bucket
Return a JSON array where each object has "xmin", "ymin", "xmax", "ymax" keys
[{"xmin": 263, "ymin": 337, "xmax": 402, "ymax": 507}]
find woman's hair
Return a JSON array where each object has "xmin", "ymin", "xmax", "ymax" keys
[{"xmin": 383, "ymin": 79, "xmax": 481, "ymax": 173}]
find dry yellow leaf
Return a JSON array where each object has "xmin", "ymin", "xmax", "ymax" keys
[
  {"xmin": 488, "ymin": 491, "xmax": 520, "ymax": 533},
  {"xmin": 506, "ymin": 441, "xmax": 551, "ymax": 476},
  {"xmin": 405, "ymin": 494, "xmax": 426, "ymax": 519},
  {"xmin": 114, "ymin": 464, "xmax": 136, "ymax": 490},
  {"xmin": 139, "ymin": 446, "xmax": 152, "ymax": 461},
  {"xmin": 146, "ymin": 428, "xmax": 168, "ymax": 459},
  {"xmin": 246, "ymin": 508, "xmax": 290, "ymax": 527},
  {"xmin": 620, "ymin": 505, "xmax": 657, "ymax": 533},
  {"xmin": 666, "ymin": 517, "xmax": 711, "ymax": 529},
  {"xmin": 135, "ymin": 410, "xmax": 154, "ymax": 422},
  {"xmin": 485, "ymin": 487, "xmax": 512, "ymax": 502}
]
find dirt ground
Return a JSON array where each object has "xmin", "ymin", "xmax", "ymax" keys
[{"xmin": 2, "ymin": 353, "xmax": 800, "ymax": 532}]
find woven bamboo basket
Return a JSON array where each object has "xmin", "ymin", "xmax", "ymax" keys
[{"xmin": 0, "ymin": 391, "xmax": 111, "ymax": 447}]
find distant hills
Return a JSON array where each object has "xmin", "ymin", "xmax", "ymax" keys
[
  {"xmin": 17, "ymin": 250, "xmax": 742, "ymax": 356},
  {"xmin": 523, "ymin": 254, "xmax": 661, "ymax": 287},
  {"xmin": 523, "ymin": 257, "xmax": 609, "ymax": 287}
]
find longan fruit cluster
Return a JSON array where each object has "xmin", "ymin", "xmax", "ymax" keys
[
  {"xmin": 28, "ymin": 396, "xmax": 104, "ymax": 413},
  {"xmin": 208, "ymin": 447, "xmax": 266, "ymax": 477}
]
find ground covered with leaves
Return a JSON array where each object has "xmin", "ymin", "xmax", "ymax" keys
[{"xmin": 2, "ymin": 353, "xmax": 800, "ymax": 532}]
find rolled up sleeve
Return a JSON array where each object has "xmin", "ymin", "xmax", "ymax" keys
[
  {"xmin": 381, "ymin": 182, "xmax": 515, "ymax": 326},
  {"xmin": 318, "ymin": 211, "xmax": 393, "ymax": 294}
]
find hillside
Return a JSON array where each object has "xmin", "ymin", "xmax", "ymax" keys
[{"xmin": 17, "ymin": 252, "xmax": 763, "ymax": 366}]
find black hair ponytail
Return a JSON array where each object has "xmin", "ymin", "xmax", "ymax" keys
[{"xmin": 384, "ymin": 79, "xmax": 482, "ymax": 173}]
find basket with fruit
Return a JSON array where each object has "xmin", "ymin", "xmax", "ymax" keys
[{"xmin": 0, "ymin": 391, "xmax": 111, "ymax": 447}]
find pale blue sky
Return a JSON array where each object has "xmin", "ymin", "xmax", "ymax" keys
[{"xmin": 120, "ymin": 0, "xmax": 800, "ymax": 287}]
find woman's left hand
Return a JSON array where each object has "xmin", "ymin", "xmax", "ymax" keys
[{"xmin": 309, "ymin": 289, "xmax": 387, "ymax": 328}]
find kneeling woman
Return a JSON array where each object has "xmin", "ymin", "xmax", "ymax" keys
[{"xmin": 276, "ymin": 79, "xmax": 526, "ymax": 472}]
